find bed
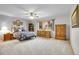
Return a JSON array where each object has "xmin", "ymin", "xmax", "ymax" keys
[
  {"xmin": 11, "ymin": 20, "xmax": 36, "ymax": 41},
  {"xmin": 12, "ymin": 26, "xmax": 36, "ymax": 41},
  {"xmin": 13, "ymin": 31, "xmax": 36, "ymax": 41}
]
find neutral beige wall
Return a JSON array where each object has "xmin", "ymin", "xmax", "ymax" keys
[
  {"xmin": 55, "ymin": 15, "xmax": 70, "ymax": 40},
  {"xmin": 0, "ymin": 15, "xmax": 28, "ymax": 31},
  {"xmin": 70, "ymin": 5, "xmax": 79, "ymax": 54}
]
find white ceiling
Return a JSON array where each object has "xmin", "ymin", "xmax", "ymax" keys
[{"xmin": 0, "ymin": 4, "xmax": 75, "ymax": 20}]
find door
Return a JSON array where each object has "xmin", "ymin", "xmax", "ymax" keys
[{"xmin": 28, "ymin": 23, "xmax": 34, "ymax": 31}]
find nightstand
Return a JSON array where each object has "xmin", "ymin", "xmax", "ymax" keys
[{"xmin": 4, "ymin": 33, "xmax": 13, "ymax": 41}]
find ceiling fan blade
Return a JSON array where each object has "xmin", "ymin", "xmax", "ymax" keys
[
  {"xmin": 33, "ymin": 14, "xmax": 39, "ymax": 17},
  {"xmin": 36, "ymin": 15, "xmax": 39, "ymax": 17},
  {"xmin": 25, "ymin": 15, "xmax": 30, "ymax": 17},
  {"xmin": 25, "ymin": 13, "xmax": 29, "ymax": 15}
]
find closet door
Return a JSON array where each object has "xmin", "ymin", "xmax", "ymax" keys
[{"xmin": 55, "ymin": 24, "xmax": 66, "ymax": 40}]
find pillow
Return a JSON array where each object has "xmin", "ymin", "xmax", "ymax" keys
[
  {"xmin": 19, "ymin": 33, "xmax": 26, "ymax": 41},
  {"xmin": 13, "ymin": 32, "xmax": 21, "ymax": 39}
]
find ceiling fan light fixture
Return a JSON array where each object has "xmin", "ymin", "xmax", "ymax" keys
[{"xmin": 29, "ymin": 16, "xmax": 34, "ymax": 19}]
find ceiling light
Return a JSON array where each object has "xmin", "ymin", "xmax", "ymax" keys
[{"xmin": 29, "ymin": 16, "xmax": 34, "ymax": 19}]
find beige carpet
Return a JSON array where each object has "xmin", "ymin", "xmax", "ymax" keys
[{"xmin": 0, "ymin": 37, "xmax": 73, "ymax": 55}]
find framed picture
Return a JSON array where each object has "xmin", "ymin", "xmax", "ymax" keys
[
  {"xmin": 48, "ymin": 19, "xmax": 55, "ymax": 30},
  {"xmin": 72, "ymin": 5, "xmax": 79, "ymax": 28}
]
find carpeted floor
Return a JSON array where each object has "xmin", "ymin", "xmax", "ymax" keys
[{"xmin": 0, "ymin": 37, "xmax": 74, "ymax": 55}]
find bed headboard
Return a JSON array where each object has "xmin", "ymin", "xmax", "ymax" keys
[{"xmin": 11, "ymin": 20, "xmax": 24, "ymax": 32}]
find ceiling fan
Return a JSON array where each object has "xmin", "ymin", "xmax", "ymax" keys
[
  {"xmin": 25, "ymin": 11, "xmax": 39, "ymax": 19},
  {"xmin": 17, "ymin": 6, "xmax": 39, "ymax": 19}
]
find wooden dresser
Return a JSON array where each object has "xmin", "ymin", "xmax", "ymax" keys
[
  {"xmin": 37, "ymin": 31, "xmax": 51, "ymax": 38},
  {"xmin": 4, "ymin": 33, "xmax": 13, "ymax": 41},
  {"xmin": 55, "ymin": 24, "xmax": 66, "ymax": 40}
]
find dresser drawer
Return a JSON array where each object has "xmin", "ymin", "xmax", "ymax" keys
[{"xmin": 37, "ymin": 31, "xmax": 51, "ymax": 38}]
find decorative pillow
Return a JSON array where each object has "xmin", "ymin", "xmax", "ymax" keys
[
  {"xmin": 13, "ymin": 32, "xmax": 20, "ymax": 39},
  {"xmin": 19, "ymin": 33, "xmax": 26, "ymax": 41}
]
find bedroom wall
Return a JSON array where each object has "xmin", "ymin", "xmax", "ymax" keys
[
  {"xmin": 55, "ymin": 15, "xmax": 70, "ymax": 40},
  {"xmin": 0, "ymin": 15, "xmax": 28, "ymax": 31},
  {"xmin": 35, "ymin": 16, "xmax": 70, "ymax": 39},
  {"xmin": 33, "ymin": 16, "xmax": 70, "ymax": 39},
  {"xmin": 70, "ymin": 5, "xmax": 79, "ymax": 54}
]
